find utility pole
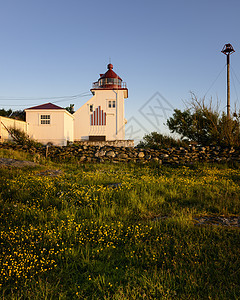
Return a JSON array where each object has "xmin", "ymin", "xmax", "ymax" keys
[{"xmin": 221, "ymin": 43, "xmax": 235, "ymax": 118}]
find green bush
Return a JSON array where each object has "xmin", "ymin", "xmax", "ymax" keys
[{"xmin": 137, "ymin": 132, "xmax": 188, "ymax": 149}]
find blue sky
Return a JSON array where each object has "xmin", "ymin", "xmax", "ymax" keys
[{"xmin": 0, "ymin": 0, "xmax": 240, "ymax": 140}]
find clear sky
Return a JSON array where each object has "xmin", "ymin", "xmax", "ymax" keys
[{"xmin": 1, "ymin": 0, "xmax": 240, "ymax": 141}]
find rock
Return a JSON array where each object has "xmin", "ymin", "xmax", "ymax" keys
[
  {"xmin": 106, "ymin": 151, "xmax": 116, "ymax": 158},
  {"xmin": 194, "ymin": 215, "xmax": 240, "ymax": 227},
  {"xmin": 0, "ymin": 158, "xmax": 37, "ymax": 168},
  {"xmin": 118, "ymin": 153, "xmax": 129, "ymax": 159},
  {"xmin": 36, "ymin": 169, "xmax": 62, "ymax": 177},
  {"xmin": 107, "ymin": 183, "xmax": 122, "ymax": 188},
  {"xmin": 98, "ymin": 150, "xmax": 106, "ymax": 157},
  {"xmin": 138, "ymin": 152, "xmax": 145, "ymax": 158}
]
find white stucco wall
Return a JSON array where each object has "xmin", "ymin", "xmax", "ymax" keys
[
  {"xmin": 63, "ymin": 111, "xmax": 74, "ymax": 143},
  {"xmin": 74, "ymin": 89, "xmax": 127, "ymax": 141},
  {"xmin": 26, "ymin": 109, "xmax": 74, "ymax": 146}
]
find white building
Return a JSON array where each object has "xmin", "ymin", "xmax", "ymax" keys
[
  {"xmin": 24, "ymin": 64, "xmax": 129, "ymax": 146},
  {"xmin": 25, "ymin": 103, "xmax": 74, "ymax": 146},
  {"xmin": 74, "ymin": 63, "xmax": 128, "ymax": 141}
]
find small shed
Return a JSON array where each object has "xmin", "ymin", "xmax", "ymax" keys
[{"xmin": 25, "ymin": 103, "xmax": 74, "ymax": 146}]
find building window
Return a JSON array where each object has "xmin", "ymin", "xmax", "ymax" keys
[
  {"xmin": 108, "ymin": 100, "xmax": 116, "ymax": 108},
  {"xmin": 90, "ymin": 105, "xmax": 93, "ymax": 112},
  {"xmin": 40, "ymin": 115, "xmax": 50, "ymax": 124}
]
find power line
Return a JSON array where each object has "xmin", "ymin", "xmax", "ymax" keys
[
  {"xmin": 230, "ymin": 68, "xmax": 239, "ymax": 104},
  {"xmin": 230, "ymin": 66, "xmax": 240, "ymax": 88},
  {"xmin": 52, "ymin": 94, "xmax": 92, "ymax": 104},
  {"xmin": 0, "ymin": 92, "xmax": 92, "ymax": 108},
  {"xmin": 203, "ymin": 64, "xmax": 226, "ymax": 98},
  {"xmin": 0, "ymin": 91, "xmax": 91, "ymax": 101},
  {"xmin": 0, "ymin": 104, "xmax": 26, "ymax": 107}
]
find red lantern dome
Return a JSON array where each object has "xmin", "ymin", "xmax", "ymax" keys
[{"xmin": 92, "ymin": 64, "xmax": 127, "ymax": 90}]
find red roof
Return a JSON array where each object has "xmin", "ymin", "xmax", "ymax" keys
[
  {"xmin": 99, "ymin": 64, "xmax": 122, "ymax": 81},
  {"xmin": 26, "ymin": 103, "xmax": 64, "ymax": 110}
]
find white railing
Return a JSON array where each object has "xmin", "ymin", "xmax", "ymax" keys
[{"xmin": 92, "ymin": 81, "xmax": 127, "ymax": 89}]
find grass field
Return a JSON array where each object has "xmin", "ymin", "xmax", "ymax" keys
[{"xmin": 0, "ymin": 148, "xmax": 239, "ymax": 299}]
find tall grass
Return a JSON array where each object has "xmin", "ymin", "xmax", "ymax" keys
[{"xmin": 0, "ymin": 149, "xmax": 239, "ymax": 299}]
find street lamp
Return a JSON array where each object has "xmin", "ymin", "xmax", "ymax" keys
[{"xmin": 221, "ymin": 43, "xmax": 235, "ymax": 118}]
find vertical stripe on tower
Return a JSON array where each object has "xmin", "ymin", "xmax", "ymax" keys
[
  {"xmin": 90, "ymin": 107, "xmax": 107, "ymax": 126},
  {"xmin": 99, "ymin": 106, "xmax": 102, "ymax": 125},
  {"xmin": 96, "ymin": 107, "xmax": 98, "ymax": 125}
]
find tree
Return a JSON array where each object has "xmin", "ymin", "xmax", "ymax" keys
[
  {"xmin": 65, "ymin": 104, "xmax": 75, "ymax": 114},
  {"xmin": 10, "ymin": 110, "xmax": 25, "ymax": 121},
  {"xmin": 166, "ymin": 94, "xmax": 240, "ymax": 147},
  {"xmin": 0, "ymin": 108, "xmax": 25, "ymax": 120},
  {"xmin": 0, "ymin": 108, "xmax": 12, "ymax": 117}
]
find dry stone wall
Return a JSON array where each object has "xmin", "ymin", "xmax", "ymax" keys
[
  {"xmin": 1, "ymin": 142, "xmax": 240, "ymax": 165},
  {"xmin": 74, "ymin": 140, "xmax": 134, "ymax": 147}
]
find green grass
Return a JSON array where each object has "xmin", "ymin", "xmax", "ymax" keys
[{"xmin": 0, "ymin": 149, "xmax": 239, "ymax": 299}]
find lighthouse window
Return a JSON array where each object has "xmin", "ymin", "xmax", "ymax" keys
[
  {"xmin": 108, "ymin": 100, "xmax": 116, "ymax": 108},
  {"xmin": 107, "ymin": 78, "xmax": 114, "ymax": 84}
]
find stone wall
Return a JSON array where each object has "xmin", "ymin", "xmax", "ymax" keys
[
  {"xmin": 1, "ymin": 142, "xmax": 240, "ymax": 165},
  {"xmin": 73, "ymin": 140, "xmax": 134, "ymax": 148}
]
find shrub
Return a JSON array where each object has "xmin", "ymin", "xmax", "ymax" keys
[
  {"xmin": 8, "ymin": 128, "xmax": 42, "ymax": 148},
  {"xmin": 137, "ymin": 132, "xmax": 188, "ymax": 149}
]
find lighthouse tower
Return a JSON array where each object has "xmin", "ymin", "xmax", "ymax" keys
[{"xmin": 74, "ymin": 64, "xmax": 128, "ymax": 141}]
